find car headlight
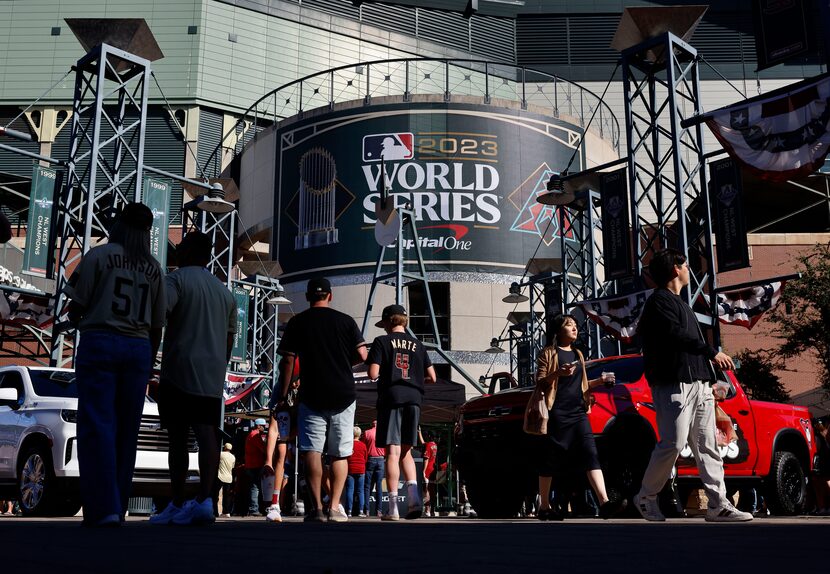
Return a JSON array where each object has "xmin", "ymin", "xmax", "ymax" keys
[{"xmin": 61, "ymin": 409, "xmax": 78, "ymax": 423}]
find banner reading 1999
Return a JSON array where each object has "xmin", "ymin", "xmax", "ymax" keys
[{"xmin": 273, "ymin": 102, "xmax": 585, "ymax": 279}]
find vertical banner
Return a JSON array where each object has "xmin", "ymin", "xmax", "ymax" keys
[
  {"xmin": 142, "ymin": 177, "xmax": 171, "ymax": 268},
  {"xmin": 710, "ymin": 157, "xmax": 749, "ymax": 272},
  {"xmin": 22, "ymin": 165, "xmax": 58, "ymax": 277},
  {"xmin": 600, "ymin": 168, "xmax": 632, "ymax": 279},
  {"xmin": 231, "ymin": 287, "xmax": 249, "ymax": 362},
  {"xmin": 752, "ymin": 0, "xmax": 811, "ymax": 71}
]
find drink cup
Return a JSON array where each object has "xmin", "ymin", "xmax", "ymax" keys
[{"xmin": 601, "ymin": 371, "xmax": 615, "ymax": 388}]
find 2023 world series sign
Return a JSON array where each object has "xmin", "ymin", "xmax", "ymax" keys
[{"xmin": 272, "ymin": 102, "xmax": 585, "ymax": 279}]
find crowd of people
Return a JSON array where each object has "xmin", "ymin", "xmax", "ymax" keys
[
  {"xmin": 212, "ymin": 418, "xmax": 444, "ymax": 520},
  {"xmin": 60, "ymin": 212, "xmax": 439, "ymax": 526},
  {"xmin": 43, "ymin": 207, "xmax": 819, "ymax": 526}
]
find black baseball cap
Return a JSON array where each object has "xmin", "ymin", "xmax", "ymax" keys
[
  {"xmin": 376, "ymin": 304, "xmax": 407, "ymax": 327},
  {"xmin": 306, "ymin": 277, "xmax": 332, "ymax": 296}
]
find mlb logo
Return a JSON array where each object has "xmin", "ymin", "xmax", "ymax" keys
[{"xmin": 362, "ymin": 133, "xmax": 414, "ymax": 162}]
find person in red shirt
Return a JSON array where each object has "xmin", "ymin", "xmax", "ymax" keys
[
  {"xmin": 345, "ymin": 427, "xmax": 368, "ymax": 517},
  {"xmin": 244, "ymin": 419, "xmax": 267, "ymax": 516},
  {"xmin": 419, "ymin": 428, "xmax": 438, "ymax": 517},
  {"xmin": 362, "ymin": 420, "xmax": 385, "ymax": 516}
]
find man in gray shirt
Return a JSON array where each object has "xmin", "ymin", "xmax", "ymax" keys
[{"xmin": 149, "ymin": 232, "xmax": 236, "ymax": 526}]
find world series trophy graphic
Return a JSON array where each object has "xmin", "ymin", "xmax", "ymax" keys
[{"xmin": 294, "ymin": 147, "xmax": 339, "ymax": 250}]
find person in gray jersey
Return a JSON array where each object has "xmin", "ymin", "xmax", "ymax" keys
[
  {"xmin": 149, "ymin": 232, "xmax": 236, "ymax": 526},
  {"xmin": 64, "ymin": 203, "xmax": 166, "ymax": 527}
]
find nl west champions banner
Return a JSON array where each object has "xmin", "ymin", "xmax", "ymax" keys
[{"xmin": 273, "ymin": 103, "xmax": 583, "ymax": 278}]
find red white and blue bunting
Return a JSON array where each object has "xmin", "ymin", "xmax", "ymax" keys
[{"xmin": 703, "ymin": 73, "xmax": 830, "ymax": 181}]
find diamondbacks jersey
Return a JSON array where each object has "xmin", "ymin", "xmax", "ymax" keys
[
  {"xmin": 65, "ymin": 243, "xmax": 166, "ymax": 338},
  {"xmin": 367, "ymin": 332, "xmax": 432, "ymax": 408},
  {"xmin": 160, "ymin": 266, "xmax": 236, "ymax": 398}
]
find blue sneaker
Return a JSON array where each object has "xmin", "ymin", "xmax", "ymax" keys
[
  {"xmin": 172, "ymin": 498, "xmax": 215, "ymax": 526},
  {"xmin": 148, "ymin": 502, "xmax": 182, "ymax": 525}
]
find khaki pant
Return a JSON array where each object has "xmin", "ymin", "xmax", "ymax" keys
[{"xmin": 640, "ymin": 380, "xmax": 727, "ymax": 509}]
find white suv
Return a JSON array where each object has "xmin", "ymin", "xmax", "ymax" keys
[{"xmin": 0, "ymin": 366, "xmax": 199, "ymax": 516}]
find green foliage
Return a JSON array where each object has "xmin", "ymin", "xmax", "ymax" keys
[
  {"xmin": 734, "ymin": 349, "xmax": 790, "ymax": 403},
  {"xmin": 767, "ymin": 242, "xmax": 830, "ymax": 392}
]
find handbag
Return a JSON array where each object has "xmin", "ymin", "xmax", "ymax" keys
[{"xmin": 523, "ymin": 384, "xmax": 549, "ymax": 435}]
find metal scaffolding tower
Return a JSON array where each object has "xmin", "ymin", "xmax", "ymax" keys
[
  {"xmin": 621, "ymin": 31, "xmax": 717, "ymax": 319},
  {"xmin": 50, "ymin": 43, "xmax": 153, "ymax": 366},
  {"xmin": 362, "ymin": 206, "xmax": 485, "ymax": 394},
  {"xmin": 558, "ymin": 190, "xmax": 613, "ymax": 358}
]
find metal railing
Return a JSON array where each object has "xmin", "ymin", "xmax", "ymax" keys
[{"xmin": 201, "ymin": 58, "xmax": 621, "ymax": 176}]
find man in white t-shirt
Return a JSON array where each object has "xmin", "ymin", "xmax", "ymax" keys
[{"xmin": 149, "ymin": 232, "xmax": 236, "ymax": 526}]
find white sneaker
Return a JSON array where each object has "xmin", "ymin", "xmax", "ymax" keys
[
  {"xmin": 148, "ymin": 502, "xmax": 182, "ymax": 525},
  {"xmin": 406, "ymin": 486, "xmax": 422, "ymax": 520},
  {"xmin": 265, "ymin": 504, "xmax": 282, "ymax": 523},
  {"xmin": 705, "ymin": 503, "xmax": 753, "ymax": 523},
  {"xmin": 381, "ymin": 510, "xmax": 400, "ymax": 521},
  {"xmin": 328, "ymin": 504, "xmax": 349, "ymax": 523},
  {"xmin": 172, "ymin": 498, "xmax": 215, "ymax": 526},
  {"xmin": 635, "ymin": 493, "xmax": 666, "ymax": 522}
]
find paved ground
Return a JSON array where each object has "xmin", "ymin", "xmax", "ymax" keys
[{"xmin": 1, "ymin": 514, "xmax": 827, "ymax": 573}]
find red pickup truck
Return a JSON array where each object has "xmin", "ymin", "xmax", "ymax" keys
[{"xmin": 455, "ymin": 354, "xmax": 817, "ymax": 518}]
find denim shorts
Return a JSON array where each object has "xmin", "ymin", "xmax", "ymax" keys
[{"xmin": 298, "ymin": 401, "xmax": 356, "ymax": 458}]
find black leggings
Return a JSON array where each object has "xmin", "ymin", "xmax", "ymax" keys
[
  {"xmin": 538, "ymin": 415, "xmax": 601, "ymax": 477},
  {"xmin": 168, "ymin": 423, "xmax": 221, "ymax": 505}
]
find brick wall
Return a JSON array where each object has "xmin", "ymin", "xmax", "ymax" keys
[{"xmin": 717, "ymin": 234, "xmax": 830, "ymax": 410}]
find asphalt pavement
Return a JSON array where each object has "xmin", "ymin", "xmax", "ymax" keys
[{"xmin": 1, "ymin": 514, "xmax": 826, "ymax": 573}]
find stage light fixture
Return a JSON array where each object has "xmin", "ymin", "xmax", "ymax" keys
[
  {"xmin": 485, "ymin": 338, "xmax": 505, "ymax": 353},
  {"xmin": 502, "ymin": 282, "xmax": 529, "ymax": 304},
  {"xmin": 196, "ymin": 182, "xmax": 235, "ymax": 213}
]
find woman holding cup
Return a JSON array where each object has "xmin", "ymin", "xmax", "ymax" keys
[{"xmin": 535, "ymin": 314, "xmax": 625, "ymax": 520}]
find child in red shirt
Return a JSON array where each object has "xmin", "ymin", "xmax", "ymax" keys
[{"xmin": 345, "ymin": 427, "xmax": 368, "ymax": 517}]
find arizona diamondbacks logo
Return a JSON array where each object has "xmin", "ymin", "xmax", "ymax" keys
[
  {"xmin": 510, "ymin": 169, "xmax": 572, "ymax": 246},
  {"xmin": 34, "ymin": 197, "xmax": 53, "ymax": 210}
]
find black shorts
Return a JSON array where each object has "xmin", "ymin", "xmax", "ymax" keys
[
  {"xmin": 159, "ymin": 381, "xmax": 223, "ymax": 429},
  {"xmin": 537, "ymin": 414, "xmax": 601, "ymax": 476},
  {"xmin": 377, "ymin": 404, "xmax": 420, "ymax": 447}
]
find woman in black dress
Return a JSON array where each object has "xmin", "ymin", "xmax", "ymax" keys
[{"xmin": 535, "ymin": 314, "xmax": 623, "ymax": 520}]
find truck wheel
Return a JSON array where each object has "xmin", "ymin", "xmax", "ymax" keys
[
  {"xmin": 766, "ymin": 451, "xmax": 806, "ymax": 515},
  {"xmin": 17, "ymin": 446, "xmax": 58, "ymax": 516},
  {"xmin": 463, "ymin": 470, "xmax": 526, "ymax": 518},
  {"xmin": 604, "ymin": 445, "xmax": 651, "ymax": 511}
]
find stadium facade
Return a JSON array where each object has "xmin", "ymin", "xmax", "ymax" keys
[{"xmin": 0, "ymin": 0, "xmax": 827, "ymax": 406}]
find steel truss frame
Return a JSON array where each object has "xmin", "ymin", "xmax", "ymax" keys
[
  {"xmin": 362, "ymin": 207, "xmax": 485, "ymax": 393},
  {"xmin": 558, "ymin": 190, "xmax": 619, "ymax": 359},
  {"xmin": 181, "ymin": 205, "xmax": 236, "ymax": 288},
  {"xmin": 621, "ymin": 32, "xmax": 717, "ymax": 325},
  {"xmin": 226, "ymin": 275, "xmax": 283, "ymax": 414},
  {"xmin": 50, "ymin": 44, "xmax": 152, "ymax": 366}
]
